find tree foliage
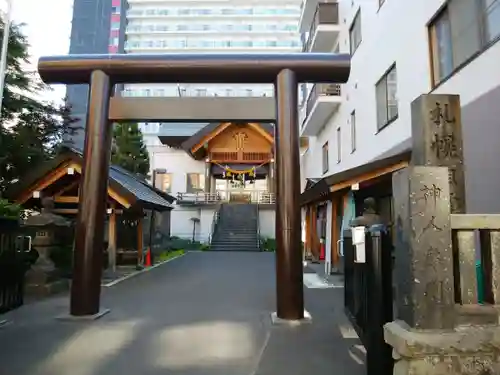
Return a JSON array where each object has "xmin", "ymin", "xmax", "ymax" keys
[
  {"xmin": 0, "ymin": 18, "xmax": 79, "ymax": 193},
  {"xmin": 111, "ymin": 123, "xmax": 150, "ymax": 178}
]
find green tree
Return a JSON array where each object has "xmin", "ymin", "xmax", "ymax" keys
[
  {"xmin": 111, "ymin": 123, "xmax": 150, "ymax": 178},
  {"xmin": 0, "ymin": 18, "xmax": 79, "ymax": 193}
]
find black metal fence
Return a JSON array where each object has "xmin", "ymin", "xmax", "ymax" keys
[
  {"xmin": 0, "ymin": 218, "xmax": 31, "ymax": 314},
  {"xmin": 343, "ymin": 227, "xmax": 393, "ymax": 375}
]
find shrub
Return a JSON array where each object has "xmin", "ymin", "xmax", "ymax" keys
[
  {"xmin": 0, "ymin": 199, "xmax": 21, "ymax": 219},
  {"xmin": 260, "ymin": 237, "xmax": 276, "ymax": 252}
]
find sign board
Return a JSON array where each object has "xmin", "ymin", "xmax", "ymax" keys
[{"xmin": 351, "ymin": 226, "xmax": 366, "ymax": 263}]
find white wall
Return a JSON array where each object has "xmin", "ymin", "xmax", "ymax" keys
[
  {"xmin": 171, "ymin": 208, "xmax": 199, "ymax": 240},
  {"xmin": 200, "ymin": 208, "xmax": 216, "ymax": 243},
  {"xmin": 301, "ymin": 0, "xmax": 500, "ymax": 179},
  {"xmin": 258, "ymin": 209, "xmax": 275, "ymax": 239},
  {"xmin": 148, "ymin": 145, "xmax": 205, "ymax": 195}
]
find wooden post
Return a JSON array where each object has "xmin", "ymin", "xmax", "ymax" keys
[
  {"xmin": 304, "ymin": 206, "xmax": 311, "ymax": 256},
  {"xmin": 311, "ymin": 205, "xmax": 318, "ymax": 259},
  {"xmin": 70, "ymin": 70, "xmax": 112, "ymax": 317},
  {"xmin": 330, "ymin": 198, "xmax": 339, "ymax": 269},
  {"xmin": 137, "ymin": 216, "xmax": 144, "ymax": 265},
  {"xmin": 205, "ymin": 159, "xmax": 211, "ymax": 193},
  {"xmin": 108, "ymin": 205, "xmax": 117, "ymax": 272},
  {"xmin": 274, "ymin": 68, "xmax": 304, "ymax": 320}
]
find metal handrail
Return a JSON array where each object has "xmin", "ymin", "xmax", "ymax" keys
[
  {"xmin": 302, "ymin": 83, "xmax": 341, "ymax": 127},
  {"xmin": 302, "ymin": 2, "xmax": 339, "ymax": 52},
  {"xmin": 256, "ymin": 204, "xmax": 261, "ymax": 251},
  {"xmin": 209, "ymin": 205, "xmax": 222, "ymax": 244},
  {"xmin": 177, "ymin": 190, "xmax": 276, "ymax": 204}
]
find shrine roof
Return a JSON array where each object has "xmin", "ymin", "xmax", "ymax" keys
[
  {"xmin": 301, "ymin": 138, "xmax": 412, "ymax": 205},
  {"xmin": 9, "ymin": 147, "xmax": 175, "ymax": 211}
]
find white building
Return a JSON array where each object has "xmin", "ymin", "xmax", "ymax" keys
[
  {"xmin": 123, "ymin": 0, "xmax": 303, "ymax": 242},
  {"xmin": 300, "ymin": 0, "xmax": 500, "ymax": 268}
]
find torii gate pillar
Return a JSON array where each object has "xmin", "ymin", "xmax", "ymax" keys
[{"xmin": 37, "ymin": 53, "xmax": 351, "ymax": 320}]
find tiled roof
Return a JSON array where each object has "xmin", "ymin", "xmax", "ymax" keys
[
  {"xmin": 109, "ymin": 165, "xmax": 174, "ymax": 209},
  {"xmin": 68, "ymin": 147, "xmax": 174, "ymax": 210}
]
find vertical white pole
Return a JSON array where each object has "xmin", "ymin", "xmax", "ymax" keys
[{"xmin": 0, "ymin": 0, "xmax": 13, "ymax": 117}]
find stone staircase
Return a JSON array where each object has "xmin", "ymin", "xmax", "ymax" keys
[{"xmin": 210, "ymin": 203, "xmax": 260, "ymax": 252}]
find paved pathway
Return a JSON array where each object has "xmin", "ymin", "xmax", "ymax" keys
[{"xmin": 0, "ymin": 252, "xmax": 364, "ymax": 375}]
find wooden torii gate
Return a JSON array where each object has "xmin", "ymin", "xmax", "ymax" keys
[{"xmin": 37, "ymin": 53, "xmax": 351, "ymax": 321}]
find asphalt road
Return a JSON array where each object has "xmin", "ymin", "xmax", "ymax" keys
[{"xmin": 0, "ymin": 251, "xmax": 364, "ymax": 375}]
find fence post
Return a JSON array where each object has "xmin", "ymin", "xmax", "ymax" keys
[
  {"xmin": 343, "ymin": 229, "xmax": 354, "ymax": 316},
  {"xmin": 366, "ymin": 228, "xmax": 393, "ymax": 374}
]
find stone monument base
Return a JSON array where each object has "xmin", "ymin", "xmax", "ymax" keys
[
  {"xmin": 25, "ymin": 279, "xmax": 69, "ymax": 298},
  {"xmin": 384, "ymin": 320, "xmax": 500, "ymax": 375},
  {"xmin": 56, "ymin": 308, "xmax": 111, "ymax": 321},
  {"xmin": 271, "ymin": 310, "xmax": 312, "ymax": 326}
]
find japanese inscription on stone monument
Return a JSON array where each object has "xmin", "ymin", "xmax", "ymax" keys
[{"xmin": 414, "ymin": 94, "xmax": 466, "ymax": 213}]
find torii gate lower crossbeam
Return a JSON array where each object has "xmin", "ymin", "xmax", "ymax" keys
[{"xmin": 37, "ymin": 53, "xmax": 351, "ymax": 321}]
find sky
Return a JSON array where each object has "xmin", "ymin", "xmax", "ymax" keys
[{"xmin": 3, "ymin": 0, "xmax": 73, "ymax": 104}]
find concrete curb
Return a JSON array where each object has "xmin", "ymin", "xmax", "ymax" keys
[{"xmin": 102, "ymin": 253, "xmax": 186, "ymax": 287}]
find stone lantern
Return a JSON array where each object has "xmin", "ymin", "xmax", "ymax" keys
[{"xmin": 23, "ymin": 197, "xmax": 71, "ymax": 296}]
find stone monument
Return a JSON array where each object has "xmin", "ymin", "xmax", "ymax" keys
[
  {"xmin": 24, "ymin": 197, "xmax": 71, "ymax": 297},
  {"xmin": 386, "ymin": 94, "xmax": 500, "ymax": 375}
]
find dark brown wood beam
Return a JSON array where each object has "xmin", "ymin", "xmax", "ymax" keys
[
  {"xmin": 108, "ymin": 97, "xmax": 276, "ymax": 122},
  {"xmin": 38, "ymin": 53, "xmax": 351, "ymax": 85}
]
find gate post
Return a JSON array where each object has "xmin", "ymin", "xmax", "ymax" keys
[
  {"xmin": 274, "ymin": 69, "xmax": 304, "ymax": 320},
  {"xmin": 70, "ymin": 70, "xmax": 113, "ymax": 317},
  {"xmin": 366, "ymin": 229, "xmax": 393, "ymax": 375}
]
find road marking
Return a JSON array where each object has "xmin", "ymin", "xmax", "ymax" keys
[
  {"xmin": 339, "ymin": 324, "xmax": 359, "ymax": 339},
  {"xmin": 102, "ymin": 253, "xmax": 186, "ymax": 287},
  {"xmin": 249, "ymin": 330, "xmax": 271, "ymax": 375},
  {"xmin": 302, "ymin": 273, "xmax": 344, "ymax": 289},
  {"xmin": 349, "ymin": 348, "xmax": 365, "ymax": 365}
]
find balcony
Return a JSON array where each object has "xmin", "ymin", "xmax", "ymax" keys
[
  {"xmin": 176, "ymin": 190, "xmax": 275, "ymax": 205},
  {"xmin": 300, "ymin": 83, "xmax": 341, "ymax": 136},
  {"xmin": 302, "ymin": 2, "xmax": 340, "ymax": 52}
]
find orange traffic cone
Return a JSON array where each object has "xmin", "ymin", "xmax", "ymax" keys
[{"xmin": 145, "ymin": 248, "xmax": 152, "ymax": 267}]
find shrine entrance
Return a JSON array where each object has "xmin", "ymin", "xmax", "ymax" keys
[{"xmin": 37, "ymin": 53, "xmax": 350, "ymax": 321}]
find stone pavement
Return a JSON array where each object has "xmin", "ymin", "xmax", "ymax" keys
[{"xmin": 0, "ymin": 252, "xmax": 364, "ymax": 375}]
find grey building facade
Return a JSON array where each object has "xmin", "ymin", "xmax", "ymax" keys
[{"xmin": 66, "ymin": 0, "xmax": 127, "ymax": 147}]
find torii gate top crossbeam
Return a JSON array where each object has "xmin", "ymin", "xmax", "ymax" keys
[{"xmin": 37, "ymin": 53, "xmax": 350, "ymax": 85}]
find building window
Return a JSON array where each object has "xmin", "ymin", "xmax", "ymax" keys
[
  {"xmin": 429, "ymin": 0, "xmax": 499, "ymax": 86},
  {"xmin": 156, "ymin": 173, "xmax": 172, "ymax": 193},
  {"xmin": 186, "ymin": 173, "xmax": 205, "ymax": 193},
  {"xmin": 336, "ymin": 127, "xmax": 341, "ymax": 163},
  {"xmin": 376, "ymin": 64, "xmax": 398, "ymax": 130},
  {"xmin": 484, "ymin": 0, "xmax": 500, "ymax": 43},
  {"xmin": 349, "ymin": 10, "xmax": 362, "ymax": 54},
  {"xmin": 112, "ymin": 6, "xmax": 121, "ymax": 14},
  {"xmin": 322, "ymin": 142, "xmax": 329, "ymax": 174},
  {"xmin": 350, "ymin": 110, "xmax": 356, "ymax": 153}
]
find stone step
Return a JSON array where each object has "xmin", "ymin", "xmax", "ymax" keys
[
  {"xmin": 209, "ymin": 246, "xmax": 260, "ymax": 252},
  {"xmin": 211, "ymin": 241, "xmax": 258, "ymax": 245}
]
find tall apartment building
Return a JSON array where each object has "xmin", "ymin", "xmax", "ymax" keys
[
  {"xmin": 300, "ymin": 0, "xmax": 500, "ymax": 270},
  {"xmin": 122, "ymin": 0, "xmax": 303, "ymax": 240},
  {"xmin": 123, "ymin": 0, "xmax": 302, "ymax": 102},
  {"xmin": 66, "ymin": 0, "xmax": 127, "ymax": 146}
]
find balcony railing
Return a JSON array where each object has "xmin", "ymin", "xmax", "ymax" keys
[
  {"xmin": 302, "ymin": 2, "xmax": 339, "ymax": 52},
  {"xmin": 176, "ymin": 190, "xmax": 275, "ymax": 205},
  {"xmin": 209, "ymin": 151, "xmax": 272, "ymax": 163},
  {"xmin": 303, "ymin": 83, "xmax": 341, "ymax": 125}
]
